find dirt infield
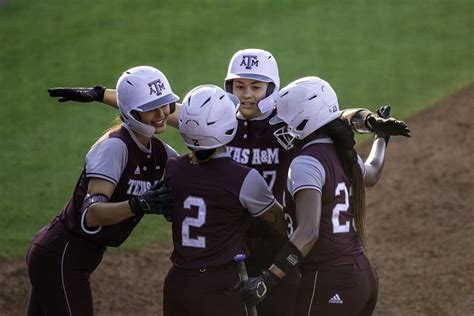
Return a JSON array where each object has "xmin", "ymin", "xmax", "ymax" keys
[{"xmin": 1, "ymin": 85, "xmax": 473, "ymax": 315}]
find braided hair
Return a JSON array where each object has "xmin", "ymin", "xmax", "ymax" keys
[{"xmin": 319, "ymin": 118, "xmax": 366, "ymax": 245}]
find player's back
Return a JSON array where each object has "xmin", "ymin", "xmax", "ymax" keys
[
  {"xmin": 285, "ymin": 141, "xmax": 363, "ymax": 264},
  {"xmin": 165, "ymin": 153, "xmax": 254, "ymax": 269}
]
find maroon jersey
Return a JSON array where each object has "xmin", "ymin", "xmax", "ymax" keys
[
  {"xmin": 227, "ymin": 109, "xmax": 295, "ymax": 202},
  {"xmin": 58, "ymin": 125, "xmax": 169, "ymax": 247},
  {"xmin": 165, "ymin": 154, "xmax": 275, "ymax": 269},
  {"xmin": 227, "ymin": 110, "xmax": 296, "ymax": 270},
  {"xmin": 285, "ymin": 141, "xmax": 363, "ymax": 264}
]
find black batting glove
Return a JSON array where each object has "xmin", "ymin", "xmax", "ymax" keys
[
  {"xmin": 47, "ymin": 86, "xmax": 106, "ymax": 103},
  {"xmin": 365, "ymin": 105, "xmax": 411, "ymax": 144},
  {"xmin": 233, "ymin": 269, "xmax": 280, "ymax": 306},
  {"xmin": 129, "ymin": 181, "xmax": 174, "ymax": 219}
]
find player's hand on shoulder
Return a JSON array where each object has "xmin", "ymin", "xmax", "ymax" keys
[
  {"xmin": 365, "ymin": 105, "xmax": 411, "ymax": 142},
  {"xmin": 233, "ymin": 269, "xmax": 279, "ymax": 306},
  {"xmin": 128, "ymin": 180, "xmax": 174, "ymax": 220},
  {"xmin": 47, "ymin": 86, "xmax": 106, "ymax": 103}
]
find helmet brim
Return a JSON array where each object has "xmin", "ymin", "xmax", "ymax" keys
[
  {"xmin": 136, "ymin": 93, "xmax": 180, "ymax": 112},
  {"xmin": 225, "ymin": 73, "xmax": 273, "ymax": 83}
]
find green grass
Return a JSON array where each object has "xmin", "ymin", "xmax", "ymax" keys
[{"xmin": 0, "ymin": 0, "xmax": 472, "ymax": 259}]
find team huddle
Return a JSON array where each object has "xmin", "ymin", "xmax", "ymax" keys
[{"xmin": 26, "ymin": 49, "xmax": 410, "ymax": 316}]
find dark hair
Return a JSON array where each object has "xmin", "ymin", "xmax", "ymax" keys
[
  {"xmin": 190, "ymin": 148, "xmax": 217, "ymax": 164},
  {"xmin": 319, "ymin": 118, "xmax": 366, "ymax": 245}
]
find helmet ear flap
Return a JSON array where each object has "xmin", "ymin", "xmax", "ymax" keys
[
  {"xmin": 225, "ymin": 80, "xmax": 234, "ymax": 93},
  {"xmin": 130, "ymin": 110, "xmax": 142, "ymax": 122},
  {"xmin": 169, "ymin": 102, "xmax": 176, "ymax": 114},
  {"xmin": 265, "ymin": 82, "xmax": 276, "ymax": 98}
]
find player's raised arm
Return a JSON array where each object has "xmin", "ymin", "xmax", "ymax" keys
[
  {"xmin": 341, "ymin": 105, "xmax": 411, "ymax": 186},
  {"xmin": 354, "ymin": 105, "xmax": 410, "ymax": 186},
  {"xmin": 341, "ymin": 105, "xmax": 411, "ymax": 137},
  {"xmin": 47, "ymin": 86, "xmax": 181, "ymax": 128},
  {"xmin": 102, "ymin": 88, "xmax": 118, "ymax": 107},
  {"xmin": 47, "ymin": 86, "xmax": 108, "ymax": 104}
]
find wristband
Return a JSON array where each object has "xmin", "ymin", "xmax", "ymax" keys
[
  {"xmin": 272, "ymin": 241, "xmax": 303, "ymax": 274},
  {"xmin": 92, "ymin": 86, "xmax": 106, "ymax": 102}
]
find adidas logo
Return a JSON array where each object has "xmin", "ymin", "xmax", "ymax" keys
[
  {"xmin": 328, "ymin": 294, "xmax": 343, "ymax": 304},
  {"xmin": 134, "ymin": 166, "xmax": 141, "ymax": 175}
]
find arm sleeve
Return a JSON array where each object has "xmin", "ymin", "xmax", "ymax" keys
[
  {"xmin": 341, "ymin": 108, "xmax": 373, "ymax": 134},
  {"xmin": 239, "ymin": 169, "xmax": 276, "ymax": 217},
  {"xmin": 85, "ymin": 138, "xmax": 128, "ymax": 185},
  {"xmin": 287, "ymin": 155, "xmax": 326, "ymax": 198}
]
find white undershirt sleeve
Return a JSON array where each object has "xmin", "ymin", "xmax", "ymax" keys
[
  {"xmin": 239, "ymin": 169, "xmax": 276, "ymax": 217},
  {"xmin": 164, "ymin": 142, "xmax": 179, "ymax": 159},
  {"xmin": 85, "ymin": 138, "xmax": 128, "ymax": 185},
  {"xmin": 287, "ymin": 155, "xmax": 326, "ymax": 198}
]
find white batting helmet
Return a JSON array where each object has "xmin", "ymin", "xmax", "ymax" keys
[
  {"xmin": 270, "ymin": 76, "xmax": 341, "ymax": 150},
  {"xmin": 224, "ymin": 48, "xmax": 280, "ymax": 114},
  {"xmin": 179, "ymin": 85, "xmax": 239, "ymax": 150},
  {"xmin": 117, "ymin": 66, "xmax": 179, "ymax": 137}
]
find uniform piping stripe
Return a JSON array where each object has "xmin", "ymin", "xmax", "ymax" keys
[
  {"xmin": 61, "ymin": 242, "xmax": 72, "ymax": 316},
  {"xmin": 307, "ymin": 270, "xmax": 319, "ymax": 316},
  {"xmin": 253, "ymin": 198, "xmax": 276, "ymax": 217}
]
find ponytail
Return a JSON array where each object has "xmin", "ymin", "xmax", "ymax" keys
[{"xmin": 320, "ymin": 118, "xmax": 366, "ymax": 245}]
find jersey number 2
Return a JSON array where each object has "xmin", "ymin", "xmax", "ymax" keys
[
  {"xmin": 182, "ymin": 196, "xmax": 207, "ymax": 248},
  {"xmin": 332, "ymin": 182, "xmax": 352, "ymax": 233}
]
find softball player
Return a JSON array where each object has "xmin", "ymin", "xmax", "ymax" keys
[
  {"xmin": 236, "ymin": 77, "xmax": 411, "ymax": 316},
  {"xmin": 48, "ymin": 49, "xmax": 410, "ymax": 316},
  {"xmin": 48, "ymin": 50, "xmax": 300, "ymax": 315},
  {"xmin": 26, "ymin": 66, "xmax": 177, "ymax": 315},
  {"xmin": 162, "ymin": 85, "xmax": 287, "ymax": 316}
]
